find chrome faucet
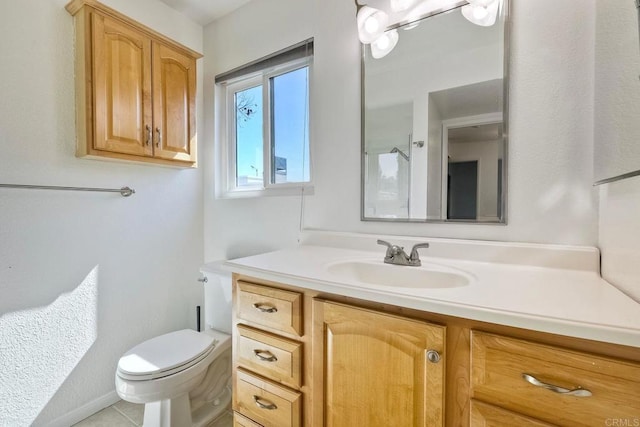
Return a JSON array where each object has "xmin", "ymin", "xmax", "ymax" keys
[{"xmin": 377, "ymin": 240, "xmax": 430, "ymax": 266}]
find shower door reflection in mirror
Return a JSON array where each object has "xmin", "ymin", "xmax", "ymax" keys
[{"xmin": 362, "ymin": 1, "xmax": 509, "ymax": 223}]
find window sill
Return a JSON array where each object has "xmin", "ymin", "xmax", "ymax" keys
[{"xmin": 216, "ymin": 185, "xmax": 314, "ymax": 199}]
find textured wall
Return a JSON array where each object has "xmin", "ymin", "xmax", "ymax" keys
[
  {"xmin": 0, "ymin": 0, "xmax": 203, "ymax": 425},
  {"xmin": 203, "ymin": 0, "xmax": 598, "ymax": 265}
]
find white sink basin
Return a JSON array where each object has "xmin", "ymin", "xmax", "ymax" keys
[{"xmin": 326, "ymin": 260, "xmax": 471, "ymax": 289}]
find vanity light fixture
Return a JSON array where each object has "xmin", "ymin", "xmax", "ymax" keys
[
  {"xmin": 358, "ymin": 0, "xmax": 496, "ymax": 59},
  {"xmin": 390, "ymin": 0, "xmax": 414, "ymax": 12},
  {"xmin": 371, "ymin": 29, "xmax": 399, "ymax": 58},
  {"xmin": 357, "ymin": 6, "xmax": 390, "ymax": 43},
  {"xmin": 461, "ymin": 0, "xmax": 501, "ymax": 26}
]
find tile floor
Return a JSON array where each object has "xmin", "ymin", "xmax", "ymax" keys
[
  {"xmin": 73, "ymin": 400, "xmax": 233, "ymax": 427},
  {"xmin": 73, "ymin": 400, "xmax": 143, "ymax": 427}
]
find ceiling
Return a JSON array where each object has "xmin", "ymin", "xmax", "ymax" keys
[{"xmin": 158, "ymin": 0, "xmax": 252, "ymax": 26}]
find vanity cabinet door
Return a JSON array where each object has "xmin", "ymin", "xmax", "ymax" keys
[{"xmin": 314, "ymin": 300, "xmax": 446, "ymax": 427}]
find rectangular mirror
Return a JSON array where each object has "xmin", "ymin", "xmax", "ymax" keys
[{"xmin": 361, "ymin": 0, "xmax": 509, "ymax": 223}]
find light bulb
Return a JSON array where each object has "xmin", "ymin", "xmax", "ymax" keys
[
  {"xmin": 375, "ymin": 34, "xmax": 390, "ymax": 50},
  {"xmin": 357, "ymin": 6, "xmax": 389, "ymax": 44},
  {"xmin": 364, "ymin": 15, "xmax": 380, "ymax": 34},
  {"xmin": 390, "ymin": 0, "xmax": 413, "ymax": 12},
  {"xmin": 370, "ymin": 29, "xmax": 399, "ymax": 59},
  {"xmin": 473, "ymin": 5, "xmax": 488, "ymax": 20},
  {"xmin": 461, "ymin": 0, "xmax": 500, "ymax": 26}
]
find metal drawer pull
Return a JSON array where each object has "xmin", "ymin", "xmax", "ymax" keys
[
  {"xmin": 253, "ymin": 303, "xmax": 278, "ymax": 313},
  {"xmin": 254, "ymin": 349, "xmax": 278, "ymax": 362},
  {"xmin": 522, "ymin": 373, "xmax": 592, "ymax": 397},
  {"xmin": 253, "ymin": 395, "xmax": 278, "ymax": 410}
]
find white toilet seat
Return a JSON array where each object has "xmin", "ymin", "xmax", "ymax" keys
[{"xmin": 117, "ymin": 329, "xmax": 216, "ymax": 381}]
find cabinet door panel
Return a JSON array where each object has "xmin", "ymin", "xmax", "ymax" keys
[
  {"xmin": 152, "ymin": 41, "xmax": 197, "ymax": 162},
  {"xmin": 92, "ymin": 12, "xmax": 152, "ymax": 156},
  {"xmin": 317, "ymin": 300, "xmax": 445, "ymax": 427}
]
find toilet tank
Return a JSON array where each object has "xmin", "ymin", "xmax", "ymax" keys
[{"xmin": 200, "ymin": 261, "xmax": 232, "ymax": 334}]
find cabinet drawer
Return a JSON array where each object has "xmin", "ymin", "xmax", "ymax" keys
[
  {"xmin": 471, "ymin": 400, "xmax": 555, "ymax": 426},
  {"xmin": 237, "ymin": 324, "xmax": 302, "ymax": 389},
  {"xmin": 234, "ymin": 412, "xmax": 263, "ymax": 427},
  {"xmin": 234, "ymin": 369, "xmax": 301, "ymax": 427},
  {"xmin": 236, "ymin": 281, "xmax": 302, "ymax": 336},
  {"xmin": 471, "ymin": 331, "xmax": 640, "ymax": 426}
]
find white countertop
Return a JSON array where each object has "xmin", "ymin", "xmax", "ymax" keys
[{"xmin": 210, "ymin": 233, "xmax": 640, "ymax": 348}]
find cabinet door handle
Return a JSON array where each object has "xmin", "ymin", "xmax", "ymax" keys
[
  {"xmin": 254, "ymin": 349, "xmax": 278, "ymax": 362},
  {"xmin": 145, "ymin": 125, "xmax": 151, "ymax": 146},
  {"xmin": 155, "ymin": 127, "xmax": 162, "ymax": 147},
  {"xmin": 522, "ymin": 373, "xmax": 592, "ymax": 397},
  {"xmin": 253, "ymin": 395, "xmax": 278, "ymax": 410},
  {"xmin": 426, "ymin": 349, "xmax": 440, "ymax": 363},
  {"xmin": 253, "ymin": 303, "xmax": 277, "ymax": 313}
]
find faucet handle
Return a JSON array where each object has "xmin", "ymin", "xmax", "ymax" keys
[
  {"xmin": 377, "ymin": 239, "xmax": 394, "ymax": 256},
  {"xmin": 409, "ymin": 242, "xmax": 430, "ymax": 265}
]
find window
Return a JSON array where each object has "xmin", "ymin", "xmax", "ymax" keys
[{"xmin": 216, "ymin": 40, "xmax": 312, "ymax": 196}]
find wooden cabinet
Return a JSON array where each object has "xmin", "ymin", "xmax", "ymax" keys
[
  {"xmin": 314, "ymin": 300, "xmax": 446, "ymax": 427},
  {"xmin": 233, "ymin": 281, "xmax": 305, "ymax": 427},
  {"xmin": 234, "ymin": 412, "xmax": 263, "ymax": 427},
  {"xmin": 470, "ymin": 331, "xmax": 640, "ymax": 426},
  {"xmin": 66, "ymin": 0, "xmax": 200, "ymax": 167},
  {"xmin": 470, "ymin": 400, "xmax": 554, "ymax": 426},
  {"xmin": 235, "ymin": 369, "xmax": 302, "ymax": 427},
  {"xmin": 231, "ymin": 274, "xmax": 640, "ymax": 427}
]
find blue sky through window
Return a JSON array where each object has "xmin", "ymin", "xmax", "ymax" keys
[
  {"xmin": 235, "ymin": 85, "xmax": 263, "ymax": 186},
  {"xmin": 271, "ymin": 67, "xmax": 310, "ymax": 183},
  {"xmin": 234, "ymin": 66, "xmax": 309, "ymax": 187}
]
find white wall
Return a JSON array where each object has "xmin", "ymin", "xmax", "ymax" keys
[
  {"xmin": 204, "ymin": 0, "xmax": 598, "ymax": 266},
  {"xmin": 599, "ymin": 176, "xmax": 640, "ymax": 302},
  {"xmin": 0, "ymin": 1, "xmax": 203, "ymax": 425},
  {"xmin": 203, "ymin": 0, "xmax": 315, "ymax": 262},
  {"xmin": 594, "ymin": 0, "xmax": 640, "ymax": 303}
]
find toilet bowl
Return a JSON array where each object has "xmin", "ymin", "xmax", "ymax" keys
[{"xmin": 115, "ymin": 265, "xmax": 233, "ymax": 427}]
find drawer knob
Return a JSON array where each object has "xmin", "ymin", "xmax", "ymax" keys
[
  {"xmin": 254, "ymin": 349, "xmax": 278, "ymax": 362},
  {"xmin": 253, "ymin": 303, "xmax": 278, "ymax": 313},
  {"xmin": 253, "ymin": 395, "xmax": 278, "ymax": 410},
  {"xmin": 522, "ymin": 373, "xmax": 592, "ymax": 397}
]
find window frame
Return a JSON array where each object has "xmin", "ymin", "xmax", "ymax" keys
[{"xmin": 218, "ymin": 56, "xmax": 313, "ymax": 198}]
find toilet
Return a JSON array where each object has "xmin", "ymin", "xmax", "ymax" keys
[{"xmin": 115, "ymin": 264, "xmax": 233, "ymax": 427}]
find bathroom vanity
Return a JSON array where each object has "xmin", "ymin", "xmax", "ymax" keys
[{"xmin": 219, "ymin": 234, "xmax": 640, "ymax": 427}]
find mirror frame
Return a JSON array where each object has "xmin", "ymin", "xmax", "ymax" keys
[{"xmin": 360, "ymin": 0, "xmax": 511, "ymax": 224}]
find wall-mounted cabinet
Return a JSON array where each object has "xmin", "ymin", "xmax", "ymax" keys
[{"xmin": 66, "ymin": 0, "xmax": 201, "ymax": 167}]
